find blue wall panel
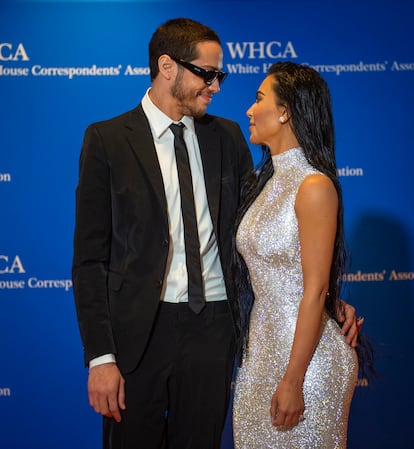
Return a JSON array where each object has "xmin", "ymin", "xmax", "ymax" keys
[{"xmin": 1, "ymin": 1, "xmax": 413, "ymax": 447}]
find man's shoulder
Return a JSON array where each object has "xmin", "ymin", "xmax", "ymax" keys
[
  {"xmin": 196, "ymin": 113, "xmax": 241, "ymax": 134},
  {"xmin": 87, "ymin": 104, "xmax": 144, "ymax": 131}
]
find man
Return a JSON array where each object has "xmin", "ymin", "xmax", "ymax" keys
[{"xmin": 72, "ymin": 18, "xmax": 360, "ymax": 449}]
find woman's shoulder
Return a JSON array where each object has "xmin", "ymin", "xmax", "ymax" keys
[{"xmin": 296, "ymin": 174, "xmax": 338, "ymax": 213}]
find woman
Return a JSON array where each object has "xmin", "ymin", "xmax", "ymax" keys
[{"xmin": 232, "ymin": 62, "xmax": 358, "ymax": 448}]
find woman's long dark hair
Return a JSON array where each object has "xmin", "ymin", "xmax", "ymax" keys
[{"xmin": 233, "ymin": 62, "xmax": 374, "ymax": 379}]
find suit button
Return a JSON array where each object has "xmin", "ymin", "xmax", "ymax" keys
[
  {"xmin": 162, "ymin": 239, "xmax": 168, "ymax": 247},
  {"xmin": 156, "ymin": 279, "xmax": 163, "ymax": 287}
]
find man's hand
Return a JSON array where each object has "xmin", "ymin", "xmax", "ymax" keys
[
  {"xmin": 338, "ymin": 300, "xmax": 364, "ymax": 347},
  {"xmin": 88, "ymin": 363, "xmax": 126, "ymax": 422}
]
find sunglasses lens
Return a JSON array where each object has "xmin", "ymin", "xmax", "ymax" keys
[
  {"xmin": 204, "ymin": 72, "xmax": 218, "ymax": 85},
  {"xmin": 205, "ymin": 71, "xmax": 227, "ymax": 85},
  {"xmin": 218, "ymin": 72, "xmax": 227, "ymax": 84}
]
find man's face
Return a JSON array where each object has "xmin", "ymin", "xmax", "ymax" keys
[{"xmin": 171, "ymin": 41, "xmax": 224, "ymax": 118}]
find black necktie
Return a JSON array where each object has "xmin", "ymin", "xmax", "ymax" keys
[{"xmin": 170, "ymin": 123, "xmax": 205, "ymax": 314}]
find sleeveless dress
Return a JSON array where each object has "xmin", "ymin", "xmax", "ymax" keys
[{"xmin": 233, "ymin": 147, "xmax": 358, "ymax": 449}]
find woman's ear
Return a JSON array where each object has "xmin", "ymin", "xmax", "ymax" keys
[{"xmin": 278, "ymin": 109, "xmax": 291, "ymax": 124}]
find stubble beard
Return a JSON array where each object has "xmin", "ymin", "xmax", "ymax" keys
[{"xmin": 171, "ymin": 72, "xmax": 207, "ymax": 119}]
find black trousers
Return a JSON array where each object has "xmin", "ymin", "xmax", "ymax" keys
[{"xmin": 103, "ymin": 301, "xmax": 235, "ymax": 449}]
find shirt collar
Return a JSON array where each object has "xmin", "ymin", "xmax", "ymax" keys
[{"xmin": 141, "ymin": 88, "xmax": 195, "ymax": 139}]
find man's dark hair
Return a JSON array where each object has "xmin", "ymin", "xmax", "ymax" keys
[{"xmin": 149, "ymin": 18, "xmax": 221, "ymax": 81}]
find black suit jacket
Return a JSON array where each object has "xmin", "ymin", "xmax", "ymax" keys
[{"xmin": 72, "ymin": 104, "xmax": 253, "ymax": 373}]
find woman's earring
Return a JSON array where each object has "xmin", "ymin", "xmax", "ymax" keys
[{"xmin": 279, "ymin": 116, "xmax": 286, "ymax": 124}]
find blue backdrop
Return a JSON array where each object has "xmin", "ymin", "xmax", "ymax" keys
[{"xmin": 1, "ymin": 1, "xmax": 413, "ymax": 448}]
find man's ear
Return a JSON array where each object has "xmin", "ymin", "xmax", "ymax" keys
[{"xmin": 158, "ymin": 54, "xmax": 175, "ymax": 80}]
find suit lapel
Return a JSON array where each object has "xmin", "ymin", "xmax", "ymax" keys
[
  {"xmin": 123, "ymin": 108, "xmax": 222, "ymax": 233},
  {"xmin": 124, "ymin": 105, "xmax": 168, "ymax": 226},
  {"xmin": 195, "ymin": 117, "xmax": 222, "ymax": 232}
]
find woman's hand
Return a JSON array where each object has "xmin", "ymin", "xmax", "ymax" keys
[
  {"xmin": 270, "ymin": 378, "xmax": 305, "ymax": 428},
  {"xmin": 338, "ymin": 300, "xmax": 364, "ymax": 347}
]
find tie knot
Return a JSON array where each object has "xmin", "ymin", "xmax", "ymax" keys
[{"xmin": 170, "ymin": 122, "xmax": 185, "ymax": 138}]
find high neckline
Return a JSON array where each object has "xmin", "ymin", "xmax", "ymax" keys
[
  {"xmin": 271, "ymin": 146, "xmax": 303, "ymax": 160},
  {"xmin": 271, "ymin": 147, "xmax": 303, "ymax": 168}
]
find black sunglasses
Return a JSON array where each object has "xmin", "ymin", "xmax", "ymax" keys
[{"xmin": 171, "ymin": 56, "xmax": 227, "ymax": 86}]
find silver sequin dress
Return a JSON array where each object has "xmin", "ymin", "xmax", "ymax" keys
[{"xmin": 233, "ymin": 147, "xmax": 358, "ymax": 449}]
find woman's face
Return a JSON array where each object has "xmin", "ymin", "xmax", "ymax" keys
[{"xmin": 246, "ymin": 76, "xmax": 286, "ymax": 148}]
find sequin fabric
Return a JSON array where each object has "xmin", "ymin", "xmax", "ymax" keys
[{"xmin": 233, "ymin": 147, "xmax": 358, "ymax": 449}]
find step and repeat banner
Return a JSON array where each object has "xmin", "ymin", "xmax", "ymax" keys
[{"xmin": 1, "ymin": 1, "xmax": 413, "ymax": 448}]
